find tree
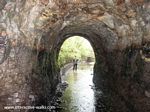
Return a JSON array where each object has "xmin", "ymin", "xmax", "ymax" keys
[{"xmin": 58, "ymin": 36, "xmax": 95, "ymax": 67}]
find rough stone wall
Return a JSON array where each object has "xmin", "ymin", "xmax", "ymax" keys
[{"xmin": 0, "ymin": 0, "xmax": 149, "ymax": 112}]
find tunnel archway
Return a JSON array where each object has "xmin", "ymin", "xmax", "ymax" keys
[
  {"xmin": 46, "ymin": 21, "xmax": 119, "ymax": 89},
  {"xmin": 37, "ymin": 21, "xmax": 116, "ymax": 96},
  {"xmin": 34, "ymin": 21, "xmax": 148, "ymax": 112}
]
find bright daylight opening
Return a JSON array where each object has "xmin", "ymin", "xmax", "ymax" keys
[{"xmin": 58, "ymin": 36, "xmax": 95, "ymax": 68}]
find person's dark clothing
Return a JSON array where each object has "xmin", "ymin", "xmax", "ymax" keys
[{"xmin": 73, "ymin": 59, "xmax": 78, "ymax": 71}]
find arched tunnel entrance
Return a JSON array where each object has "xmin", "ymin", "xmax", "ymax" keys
[
  {"xmin": 36, "ymin": 22, "xmax": 121, "ymax": 111},
  {"xmin": 0, "ymin": 21, "xmax": 149, "ymax": 112},
  {"xmin": 50, "ymin": 22, "xmax": 119, "ymax": 89},
  {"xmin": 35, "ymin": 22, "xmax": 150, "ymax": 112}
]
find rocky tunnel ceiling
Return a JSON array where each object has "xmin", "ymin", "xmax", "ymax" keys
[
  {"xmin": 0, "ymin": 0, "xmax": 149, "ymax": 48},
  {"xmin": 0, "ymin": 0, "xmax": 150, "ymax": 112}
]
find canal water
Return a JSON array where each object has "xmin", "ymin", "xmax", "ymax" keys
[
  {"xmin": 60, "ymin": 62, "xmax": 96, "ymax": 112},
  {"xmin": 60, "ymin": 62, "xmax": 130, "ymax": 112}
]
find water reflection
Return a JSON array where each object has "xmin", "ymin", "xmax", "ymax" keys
[{"xmin": 61, "ymin": 63, "xmax": 95, "ymax": 112}]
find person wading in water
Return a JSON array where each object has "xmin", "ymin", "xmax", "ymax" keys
[{"xmin": 73, "ymin": 58, "xmax": 78, "ymax": 71}]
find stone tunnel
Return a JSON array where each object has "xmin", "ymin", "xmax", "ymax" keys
[{"xmin": 0, "ymin": 0, "xmax": 150, "ymax": 112}]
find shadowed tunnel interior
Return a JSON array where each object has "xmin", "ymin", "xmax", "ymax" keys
[
  {"xmin": 0, "ymin": 0, "xmax": 150, "ymax": 112},
  {"xmin": 36, "ymin": 22, "xmax": 150, "ymax": 111}
]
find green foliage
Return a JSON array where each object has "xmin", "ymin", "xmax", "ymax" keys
[{"xmin": 58, "ymin": 36, "xmax": 95, "ymax": 67}]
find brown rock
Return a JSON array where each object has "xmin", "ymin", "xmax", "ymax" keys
[
  {"xmin": 40, "ymin": 0, "xmax": 49, "ymax": 5},
  {"xmin": 126, "ymin": 10, "xmax": 136, "ymax": 18},
  {"xmin": 0, "ymin": 0, "xmax": 6, "ymax": 10},
  {"xmin": 145, "ymin": 91, "xmax": 150, "ymax": 98},
  {"xmin": 117, "ymin": 0, "xmax": 125, "ymax": 5},
  {"xmin": 130, "ymin": 0, "xmax": 144, "ymax": 5}
]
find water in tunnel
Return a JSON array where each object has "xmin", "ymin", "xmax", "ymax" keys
[{"xmin": 55, "ymin": 35, "xmax": 141, "ymax": 112}]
